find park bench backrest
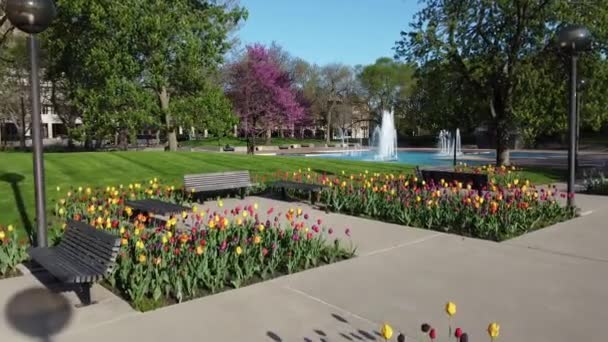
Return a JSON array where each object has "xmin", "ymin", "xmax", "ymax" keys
[
  {"xmin": 184, "ymin": 170, "xmax": 252, "ymax": 192},
  {"xmin": 56, "ymin": 220, "xmax": 121, "ymax": 277}
]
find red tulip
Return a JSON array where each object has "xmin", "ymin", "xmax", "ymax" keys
[
  {"xmin": 429, "ymin": 328, "xmax": 436, "ymax": 340},
  {"xmin": 454, "ymin": 328, "xmax": 462, "ymax": 338}
]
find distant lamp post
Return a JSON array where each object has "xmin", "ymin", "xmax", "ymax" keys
[
  {"xmin": 576, "ymin": 78, "xmax": 589, "ymax": 168},
  {"xmin": 6, "ymin": 0, "xmax": 57, "ymax": 247},
  {"xmin": 556, "ymin": 25, "xmax": 592, "ymax": 208}
]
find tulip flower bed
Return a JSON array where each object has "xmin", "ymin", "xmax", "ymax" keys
[
  {"xmin": 0, "ymin": 224, "xmax": 27, "ymax": 279},
  {"xmin": 265, "ymin": 168, "xmax": 575, "ymax": 241},
  {"xmin": 52, "ymin": 180, "xmax": 355, "ymax": 311}
]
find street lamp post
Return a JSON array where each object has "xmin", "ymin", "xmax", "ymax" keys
[
  {"xmin": 6, "ymin": 0, "xmax": 57, "ymax": 247},
  {"xmin": 576, "ymin": 79, "xmax": 588, "ymax": 169},
  {"xmin": 556, "ymin": 25, "xmax": 592, "ymax": 208}
]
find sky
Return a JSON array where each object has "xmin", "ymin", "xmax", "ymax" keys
[{"xmin": 236, "ymin": 0, "xmax": 422, "ymax": 66}]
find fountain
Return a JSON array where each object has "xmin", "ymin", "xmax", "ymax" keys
[
  {"xmin": 371, "ymin": 109, "xmax": 398, "ymax": 161},
  {"xmin": 437, "ymin": 129, "xmax": 462, "ymax": 157},
  {"xmin": 336, "ymin": 127, "xmax": 347, "ymax": 148}
]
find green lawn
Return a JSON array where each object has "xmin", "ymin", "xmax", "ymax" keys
[
  {"xmin": 0, "ymin": 151, "xmax": 561, "ymax": 236},
  {"xmin": 181, "ymin": 137, "xmax": 328, "ymax": 147}
]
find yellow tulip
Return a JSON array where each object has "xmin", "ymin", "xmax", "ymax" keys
[
  {"xmin": 182, "ymin": 211, "xmax": 188, "ymax": 219},
  {"xmin": 58, "ymin": 208, "xmax": 65, "ymax": 216},
  {"xmin": 254, "ymin": 202, "xmax": 259, "ymax": 210},
  {"xmin": 488, "ymin": 322, "xmax": 500, "ymax": 339},
  {"xmin": 0, "ymin": 231, "xmax": 5, "ymax": 239},
  {"xmin": 121, "ymin": 238, "xmax": 128, "ymax": 246},
  {"xmin": 258, "ymin": 224, "xmax": 265, "ymax": 232},
  {"xmin": 7, "ymin": 225, "xmax": 14, "ymax": 232},
  {"xmin": 445, "ymin": 301, "xmax": 457, "ymax": 317},
  {"xmin": 235, "ymin": 246, "xmax": 243, "ymax": 255},
  {"xmin": 196, "ymin": 246, "xmax": 204, "ymax": 255},
  {"xmin": 254, "ymin": 235, "xmax": 261, "ymax": 244},
  {"xmin": 162, "ymin": 235, "xmax": 168, "ymax": 244},
  {"xmin": 138, "ymin": 254, "xmax": 147, "ymax": 263},
  {"xmin": 218, "ymin": 200, "xmax": 224, "ymax": 208},
  {"xmin": 380, "ymin": 323, "xmax": 393, "ymax": 340},
  {"xmin": 242, "ymin": 211, "xmax": 248, "ymax": 217}
]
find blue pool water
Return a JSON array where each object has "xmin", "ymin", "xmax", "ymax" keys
[{"xmin": 305, "ymin": 150, "xmax": 565, "ymax": 167}]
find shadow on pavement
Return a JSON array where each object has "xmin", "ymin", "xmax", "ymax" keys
[
  {"xmin": 266, "ymin": 312, "xmax": 382, "ymax": 341},
  {"xmin": 5, "ymin": 287, "xmax": 72, "ymax": 342}
]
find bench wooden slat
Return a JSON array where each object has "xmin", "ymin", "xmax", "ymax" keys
[
  {"xmin": 29, "ymin": 220, "xmax": 120, "ymax": 284},
  {"xmin": 30, "ymin": 248, "xmax": 93, "ymax": 283},
  {"xmin": 184, "ymin": 171, "xmax": 253, "ymax": 194}
]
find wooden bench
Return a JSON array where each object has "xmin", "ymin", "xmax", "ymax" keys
[
  {"xmin": 125, "ymin": 199, "xmax": 189, "ymax": 216},
  {"xmin": 184, "ymin": 171, "xmax": 254, "ymax": 201},
  {"xmin": 28, "ymin": 220, "xmax": 121, "ymax": 306},
  {"xmin": 418, "ymin": 166, "xmax": 489, "ymax": 191},
  {"xmin": 269, "ymin": 180, "xmax": 328, "ymax": 205}
]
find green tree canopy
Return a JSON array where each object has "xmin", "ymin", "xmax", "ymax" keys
[
  {"xmin": 396, "ymin": 0, "xmax": 608, "ymax": 164},
  {"xmin": 44, "ymin": 0, "xmax": 247, "ymax": 150}
]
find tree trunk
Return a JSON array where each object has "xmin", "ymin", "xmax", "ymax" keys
[
  {"xmin": 265, "ymin": 127, "xmax": 271, "ymax": 145},
  {"xmin": 19, "ymin": 96, "xmax": 26, "ymax": 149},
  {"xmin": 325, "ymin": 114, "xmax": 332, "ymax": 143},
  {"xmin": 118, "ymin": 128, "xmax": 129, "ymax": 151},
  {"xmin": 495, "ymin": 120, "xmax": 510, "ymax": 166},
  {"xmin": 159, "ymin": 86, "xmax": 177, "ymax": 151},
  {"xmin": 491, "ymin": 88, "xmax": 511, "ymax": 166}
]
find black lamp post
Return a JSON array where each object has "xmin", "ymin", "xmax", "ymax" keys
[
  {"xmin": 6, "ymin": 0, "xmax": 57, "ymax": 247},
  {"xmin": 575, "ymin": 78, "xmax": 588, "ymax": 169},
  {"xmin": 556, "ymin": 25, "xmax": 592, "ymax": 208}
]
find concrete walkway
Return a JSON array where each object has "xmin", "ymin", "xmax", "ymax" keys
[{"xmin": 2, "ymin": 194, "xmax": 607, "ymax": 342}]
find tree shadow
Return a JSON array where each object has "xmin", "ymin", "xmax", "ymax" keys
[
  {"xmin": 267, "ymin": 313, "xmax": 381, "ymax": 341},
  {"xmin": 0, "ymin": 172, "xmax": 34, "ymax": 243}
]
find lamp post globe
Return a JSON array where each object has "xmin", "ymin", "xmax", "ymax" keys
[
  {"xmin": 557, "ymin": 25, "xmax": 592, "ymax": 55},
  {"xmin": 6, "ymin": 0, "xmax": 57, "ymax": 247},
  {"xmin": 5, "ymin": 0, "xmax": 56, "ymax": 34},
  {"xmin": 556, "ymin": 25, "xmax": 592, "ymax": 208}
]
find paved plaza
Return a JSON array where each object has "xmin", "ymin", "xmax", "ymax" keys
[{"xmin": 1, "ymin": 193, "xmax": 607, "ymax": 342}]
